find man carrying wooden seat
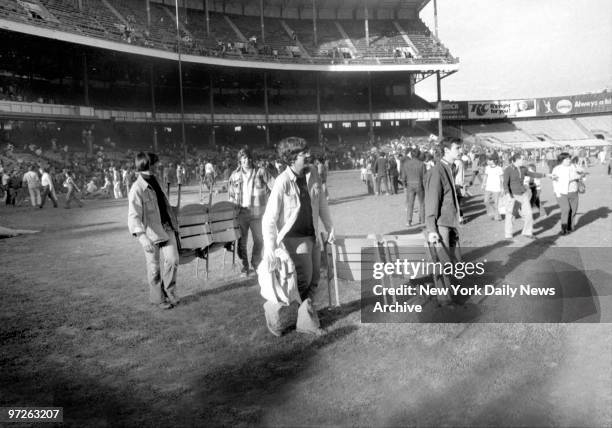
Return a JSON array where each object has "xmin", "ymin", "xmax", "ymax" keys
[{"xmin": 262, "ymin": 137, "xmax": 335, "ymax": 335}]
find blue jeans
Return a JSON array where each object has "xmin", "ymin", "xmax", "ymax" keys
[
  {"xmin": 282, "ymin": 236, "xmax": 321, "ymax": 301},
  {"xmin": 143, "ymin": 229, "xmax": 179, "ymax": 304},
  {"xmin": 237, "ymin": 208, "xmax": 263, "ymax": 270}
]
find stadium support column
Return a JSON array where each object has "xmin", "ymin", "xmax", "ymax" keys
[
  {"xmin": 209, "ymin": 72, "xmax": 216, "ymax": 147},
  {"xmin": 146, "ymin": 0, "xmax": 151, "ymax": 28},
  {"xmin": 149, "ymin": 64, "xmax": 158, "ymax": 152},
  {"xmin": 433, "ymin": 0, "xmax": 439, "ymax": 38},
  {"xmin": 436, "ymin": 71, "xmax": 443, "ymax": 139},
  {"xmin": 204, "ymin": 0, "xmax": 210, "ymax": 36},
  {"xmin": 364, "ymin": 5, "xmax": 369, "ymax": 48},
  {"xmin": 316, "ymin": 73, "xmax": 322, "ymax": 149},
  {"xmin": 263, "ymin": 72, "xmax": 270, "ymax": 147},
  {"xmin": 174, "ymin": 0, "xmax": 187, "ymax": 162},
  {"xmin": 368, "ymin": 72, "xmax": 374, "ymax": 144},
  {"xmin": 82, "ymin": 53, "xmax": 89, "ymax": 107},
  {"xmin": 260, "ymin": 0, "xmax": 265, "ymax": 44},
  {"xmin": 312, "ymin": 0, "xmax": 317, "ymax": 46}
]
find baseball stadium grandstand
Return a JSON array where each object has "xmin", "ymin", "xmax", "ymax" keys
[{"xmin": 0, "ymin": 0, "xmax": 610, "ymax": 162}]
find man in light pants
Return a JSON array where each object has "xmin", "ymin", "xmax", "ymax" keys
[
  {"xmin": 39, "ymin": 166, "xmax": 58, "ymax": 208},
  {"xmin": 502, "ymin": 153, "xmax": 536, "ymax": 240},
  {"xmin": 262, "ymin": 137, "xmax": 334, "ymax": 336},
  {"xmin": 22, "ymin": 165, "xmax": 41, "ymax": 207}
]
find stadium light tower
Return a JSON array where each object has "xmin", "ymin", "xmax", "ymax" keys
[{"xmin": 174, "ymin": 0, "xmax": 187, "ymax": 162}]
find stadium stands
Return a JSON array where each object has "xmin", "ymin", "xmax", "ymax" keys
[
  {"xmin": 463, "ymin": 122, "xmax": 538, "ymax": 144},
  {"xmin": 514, "ymin": 118, "xmax": 591, "ymax": 141},
  {"xmin": 577, "ymin": 114, "xmax": 612, "ymax": 136}
]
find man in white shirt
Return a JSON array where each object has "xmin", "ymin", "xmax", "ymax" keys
[
  {"xmin": 481, "ymin": 157, "xmax": 504, "ymax": 221},
  {"xmin": 22, "ymin": 165, "xmax": 41, "ymax": 207},
  {"xmin": 39, "ymin": 166, "xmax": 58, "ymax": 208}
]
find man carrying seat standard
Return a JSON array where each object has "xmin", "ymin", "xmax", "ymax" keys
[
  {"xmin": 128, "ymin": 152, "xmax": 180, "ymax": 310},
  {"xmin": 228, "ymin": 147, "xmax": 275, "ymax": 277},
  {"xmin": 261, "ymin": 137, "xmax": 335, "ymax": 336}
]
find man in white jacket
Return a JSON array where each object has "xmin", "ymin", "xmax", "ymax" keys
[
  {"xmin": 22, "ymin": 165, "xmax": 41, "ymax": 207},
  {"xmin": 262, "ymin": 137, "xmax": 334, "ymax": 335},
  {"xmin": 39, "ymin": 166, "xmax": 58, "ymax": 208}
]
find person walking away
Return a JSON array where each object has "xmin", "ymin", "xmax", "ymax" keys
[
  {"xmin": 127, "ymin": 152, "xmax": 180, "ymax": 310},
  {"xmin": 387, "ymin": 153, "xmax": 399, "ymax": 195},
  {"xmin": 373, "ymin": 152, "xmax": 389, "ymax": 195},
  {"xmin": 22, "ymin": 165, "xmax": 41, "ymax": 208},
  {"xmin": 63, "ymin": 171, "xmax": 84, "ymax": 208},
  {"xmin": 401, "ymin": 148, "xmax": 426, "ymax": 226}
]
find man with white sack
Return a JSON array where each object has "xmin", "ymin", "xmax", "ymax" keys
[{"xmin": 261, "ymin": 137, "xmax": 335, "ymax": 336}]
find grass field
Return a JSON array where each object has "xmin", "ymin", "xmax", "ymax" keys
[{"xmin": 1, "ymin": 163, "xmax": 611, "ymax": 427}]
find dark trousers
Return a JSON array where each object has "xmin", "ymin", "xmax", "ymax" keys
[
  {"xmin": 389, "ymin": 175, "xmax": 399, "ymax": 194},
  {"xmin": 237, "ymin": 208, "xmax": 263, "ymax": 270},
  {"xmin": 557, "ymin": 192, "xmax": 579, "ymax": 231},
  {"xmin": 6, "ymin": 188, "xmax": 17, "ymax": 206},
  {"xmin": 405, "ymin": 184, "xmax": 425, "ymax": 224},
  {"xmin": 40, "ymin": 185, "xmax": 58, "ymax": 208}
]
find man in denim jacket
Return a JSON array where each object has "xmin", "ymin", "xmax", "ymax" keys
[
  {"xmin": 262, "ymin": 137, "xmax": 334, "ymax": 335},
  {"xmin": 128, "ymin": 152, "xmax": 180, "ymax": 310}
]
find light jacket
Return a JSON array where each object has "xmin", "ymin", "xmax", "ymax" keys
[
  {"xmin": 552, "ymin": 164, "xmax": 581, "ymax": 196},
  {"xmin": 127, "ymin": 173, "xmax": 178, "ymax": 245},
  {"xmin": 257, "ymin": 247, "xmax": 301, "ymax": 305},
  {"xmin": 228, "ymin": 166, "xmax": 274, "ymax": 217},
  {"xmin": 262, "ymin": 165, "xmax": 333, "ymax": 250}
]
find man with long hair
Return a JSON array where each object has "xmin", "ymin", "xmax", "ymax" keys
[
  {"xmin": 228, "ymin": 147, "xmax": 275, "ymax": 276},
  {"xmin": 127, "ymin": 152, "xmax": 180, "ymax": 310}
]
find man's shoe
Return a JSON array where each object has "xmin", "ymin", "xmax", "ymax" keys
[
  {"xmin": 523, "ymin": 234, "xmax": 537, "ymax": 240},
  {"xmin": 240, "ymin": 266, "xmax": 249, "ymax": 278},
  {"xmin": 158, "ymin": 302, "xmax": 174, "ymax": 310}
]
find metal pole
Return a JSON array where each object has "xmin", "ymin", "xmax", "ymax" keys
[
  {"xmin": 263, "ymin": 71, "xmax": 270, "ymax": 147},
  {"xmin": 436, "ymin": 71, "xmax": 443, "ymax": 139},
  {"xmin": 312, "ymin": 0, "xmax": 317, "ymax": 46},
  {"xmin": 149, "ymin": 63, "xmax": 158, "ymax": 152},
  {"xmin": 316, "ymin": 73, "xmax": 322, "ymax": 148},
  {"xmin": 433, "ymin": 0, "xmax": 439, "ymax": 38},
  {"xmin": 204, "ymin": 0, "xmax": 210, "ymax": 36},
  {"xmin": 82, "ymin": 52, "xmax": 89, "ymax": 106},
  {"xmin": 368, "ymin": 72, "xmax": 374, "ymax": 143},
  {"xmin": 175, "ymin": 0, "xmax": 187, "ymax": 161},
  {"xmin": 260, "ymin": 0, "xmax": 265, "ymax": 44},
  {"xmin": 146, "ymin": 0, "xmax": 151, "ymax": 28},
  {"xmin": 209, "ymin": 72, "xmax": 216, "ymax": 146},
  {"xmin": 364, "ymin": 5, "xmax": 369, "ymax": 48}
]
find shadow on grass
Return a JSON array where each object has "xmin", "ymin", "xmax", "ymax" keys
[
  {"xmin": 194, "ymin": 325, "xmax": 359, "ymax": 426},
  {"xmin": 327, "ymin": 194, "xmax": 368, "ymax": 206}
]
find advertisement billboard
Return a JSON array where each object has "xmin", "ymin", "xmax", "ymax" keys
[
  {"xmin": 467, "ymin": 99, "xmax": 536, "ymax": 119},
  {"xmin": 441, "ymin": 101, "xmax": 468, "ymax": 120},
  {"xmin": 537, "ymin": 92, "xmax": 612, "ymax": 116}
]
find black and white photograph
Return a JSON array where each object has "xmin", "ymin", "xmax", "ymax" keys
[{"xmin": 1, "ymin": 0, "xmax": 611, "ymax": 426}]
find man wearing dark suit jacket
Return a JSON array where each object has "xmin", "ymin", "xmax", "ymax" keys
[
  {"xmin": 425, "ymin": 138, "xmax": 462, "ymax": 251},
  {"xmin": 401, "ymin": 148, "xmax": 426, "ymax": 226}
]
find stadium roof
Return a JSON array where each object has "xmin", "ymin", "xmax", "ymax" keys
[{"xmin": 170, "ymin": 0, "xmax": 431, "ymax": 12}]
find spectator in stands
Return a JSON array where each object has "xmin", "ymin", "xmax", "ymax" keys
[
  {"xmin": 262, "ymin": 137, "xmax": 334, "ymax": 336},
  {"xmin": 228, "ymin": 147, "xmax": 275, "ymax": 277},
  {"xmin": 502, "ymin": 154, "xmax": 535, "ymax": 240},
  {"xmin": 128, "ymin": 152, "xmax": 180, "ymax": 310},
  {"xmin": 39, "ymin": 166, "xmax": 58, "ymax": 208},
  {"xmin": 401, "ymin": 148, "xmax": 426, "ymax": 226},
  {"xmin": 22, "ymin": 164, "xmax": 41, "ymax": 208}
]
